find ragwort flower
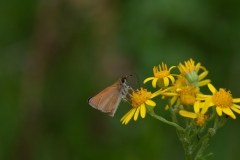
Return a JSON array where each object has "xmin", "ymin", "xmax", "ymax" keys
[
  {"xmin": 179, "ymin": 101, "xmax": 208, "ymax": 126},
  {"xmin": 161, "ymin": 85, "xmax": 199, "ymax": 110},
  {"xmin": 199, "ymin": 83, "xmax": 240, "ymax": 119},
  {"xmin": 121, "ymin": 88, "xmax": 161, "ymax": 124},
  {"xmin": 178, "ymin": 58, "xmax": 210, "ymax": 87},
  {"xmin": 144, "ymin": 62, "xmax": 176, "ymax": 88}
]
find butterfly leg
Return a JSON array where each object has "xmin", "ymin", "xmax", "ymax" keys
[{"xmin": 122, "ymin": 97, "xmax": 131, "ymax": 105}]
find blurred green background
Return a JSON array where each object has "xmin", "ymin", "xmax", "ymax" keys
[{"xmin": 1, "ymin": 0, "xmax": 240, "ymax": 159}]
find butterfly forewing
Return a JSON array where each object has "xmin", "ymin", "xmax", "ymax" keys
[
  {"xmin": 98, "ymin": 88, "xmax": 119, "ymax": 111},
  {"xmin": 101, "ymin": 89, "xmax": 122, "ymax": 116},
  {"xmin": 88, "ymin": 80, "xmax": 122, "ymax": 116},
  {"xmin": 88, "ymin": 86, "xmax": 114, "ymax": 109}
]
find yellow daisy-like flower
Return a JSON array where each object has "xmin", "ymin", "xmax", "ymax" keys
[
  {"xmin": 161, "ymin": 85, "xmax": 199, "ymax": 110},
  {"xmin": 177, "ymin": 86, "xmax": 199, "ymax": 106},
  {"xmin": 163, "ymin": 58, "xmax": 210, "ymax": 110},
  {"xmin": 143, "ymin": 62, "xmax": 176, "ymax": 88},
  {"xmin": 199, "ymin": 83, "xmax": 240, "ymax": 119},
  {"xmin": 179, "ymin": 101, "xmax": 208, "ymax": 126},
  {"xmin": 178, "ymin": 58, "xmax": 210, "ymax": 87},
  {"xmin": 121, "ymin": 88, "xmax": 161, "ymax": 124}
]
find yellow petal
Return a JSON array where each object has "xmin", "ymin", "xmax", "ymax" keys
[
  {"xmin": 161, "ymin": 92, "xmax": 178, "ymax": 96},
  {"xmin": 232, "ymin": 98, "xmax": 240, "ymax": 103},
  {"xmin": 197, "ymin": 94, "xmax": 211, "ymax": 99},
  {"xmin": 209, "ymin": 102, "xmax": 215, "ymax": 107},
  {"xmin": 145, "ymin": 100, "xmax": 156, "ymax": 107},
  {"xmin": 140, "ymin": 104, "xmax": 146, "ymax": 118},
  {"xmin": 200, "ymin": 104, "xmax": 209, "ymax": 115},
  {"xmin": 194, "ymin": 101, "xmax": 200, "ymax": 113},
  {"xmin": 163, "ymin": 77, "xmax": 169, "ymax": 87},
  {"xmin": 179, "ymin": 110, "xmax": 197, "ymax": 118},
  {"xmin": 216, "ymin": 107, "xmax": 222, "ymax": 116},
  {"xmin": 134, "ymin": 107, "xmax": 140, "ymax": 121},
  {"xmin": 143, "ymin": 77, "xmax": 155, "ymax": 84},
  {"xmin": 162, "ymin": 63, "xmax": 166, "ymax": 70},
  {"xmin": 198, "ymin": 71, "xmax": 208, "ymax": 81},
  {"xmin": 195, "ymin": 62, "xmax": 200, "ymax": 73},
  {"xmin": 208, "ymin": 83, "xmax": 217, "ymax": 94},
  {"xmin": 232, "ymin": 104, "xmax": 240, "ymax": 109},
  {"xmin": 222, "ymin": 107, "xmax": 236, "ymax": 119},
  {"xmin": 151, "ymin": 89, "xmax": 164, "ymax": 98},
  {"xmin": 202, "ymin": 97, "xmax": 213, "ymax": 109},
  {"xmin": 176, "ymin": 88, "xmax": 181, "ymax": 92},
  {"xmin": 120, "ymin": 109, "xmax": 132, "ymax": 121},
  {"xmin": 168, "ymin": 75, "xmax": 175, "ymax": 84},
  {"xmin": 152, "ymin": 78, "xmax": 158, "ymax": 88},
  {"xmin": 165, "ymin": 105, "xmax": 169, "ymax": 110},
  {"xmin": 176, "ymin": 98, "xmax": 181, "ymax": 106},
  {"xmin": 153, "ymin": 66, "xmax": 157, "ymax": 75},
  {"xmin": 171, "ymin": 96, "xmax": 178, "ymax": 105},
  {"xmin": 199, "ymin": 79, "xmax": 211, "ymax": 87},
  {"xmin": 122, "ymin": 108, "xmax": 136, "ymax": 124},
  {"xmin": 169, "ymin": 66, "xmax": 176, "ymax": 71},
  {"xmin": 231, "ymin": 106, "xmax": 240, "ymax": 114}
]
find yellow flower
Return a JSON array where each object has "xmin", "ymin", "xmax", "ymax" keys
[
  {"xmin": 161, "ymin": 85, "xmax": 199, "ymax": 110},
  {"xmin": 179, "ymin": 101, "xmax": 208, "ymax": 126},
  {"xmin": 178, "ymin": 58, "xmax": 210, "ymax": 87},
  {"xmin": 143, "ymin": 62, "xmax": 176, "ymax": 88},
  {"xmin": 177, "ymin": 86, "xmax": 199, "ymax": 106},
  {"xmin": 121, "ymin": 88, "xmax": 161, "ymax": 124},
  {"xmin": 163, "ymin": 58, "xmax": 210, "ymax": 110},
  {"xmin": 199, "ymin": 83, "xmax": 240, "ymax": 119}
]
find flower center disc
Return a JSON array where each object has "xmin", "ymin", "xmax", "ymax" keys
[
  {"xmin": 131, "ymin": 88, "xmax": 152, "ymax": 108},
  {"xmin": 212, "ymin": 89, "xmax": 233, "ymax": 108}
]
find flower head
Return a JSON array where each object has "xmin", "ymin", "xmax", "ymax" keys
[
  {"xmin": 144, "ymin": 62, "xmax": 176, "ymax": 88},
  {"xmin": 121, "ymin": 88, "xmax": 161, "ymax": 124},
  {"xmin": 161, "ymin": 85, "xmax": 199, "ymax": 110},
  {"xmin": 178, "ymin": 58, "xmax": 210, "ymax": 87},
  {"xmin": 161, "ymin": 59, "xmax": 210, "ymax": 110},
  {"xmin": 200, "ymin": 83, "xmax": 240, "ymax": 119},
  {"xmin": 177, "ymin": 86, "xmax": 199, "ymax": 106},
  {"xmin": 179, "ymin": 101, "xmax": 208, "ymax": 126}
]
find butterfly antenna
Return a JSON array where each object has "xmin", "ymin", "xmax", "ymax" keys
[{"xmin": 134, "ymin": 73, "xmax": 141, "ymax": 89}]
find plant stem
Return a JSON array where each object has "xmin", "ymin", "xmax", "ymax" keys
[{"xmin": 147, "ymin": 107, "xmax": 185, "ymax": 133}]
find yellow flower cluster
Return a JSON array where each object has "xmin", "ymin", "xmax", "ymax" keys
[{"xmin": 121, "ymin": 58, "xmax": 240, "ymax": 126}]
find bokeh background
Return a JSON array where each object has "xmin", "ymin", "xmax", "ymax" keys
[{"xmin": 1, "ymin": 0, "xmax": 240, "ymax": 159}]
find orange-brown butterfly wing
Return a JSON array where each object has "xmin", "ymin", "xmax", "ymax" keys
[
  {"xmin": 88, "ymin": 86, "xmax": 115, "ymax": 109},
  {"xmin": 88, "ymin": 80, "xmax": 122, "ymax": 116},
  {"xmin": 99, "ymin": 87, "xmax": 122, "ymax": 117}
]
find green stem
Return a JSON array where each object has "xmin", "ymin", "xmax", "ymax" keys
[
  {"xmin": 147, "ymin": 107, "xmax": 185, "ymax": 133},
  {"xmin": 149, "ymin": 109, "xmax": 193, "ymax": 160},
  {"xmin": 165, "ymin": 98, "xmax": 192, "ymax": 160},
  {"xmin": 194, "ymin": 138, "xmax": 213, "ymax": 160},
  {"xmin": 192, "ymin": 132, "xmax": 210, "ymax": 152}
]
